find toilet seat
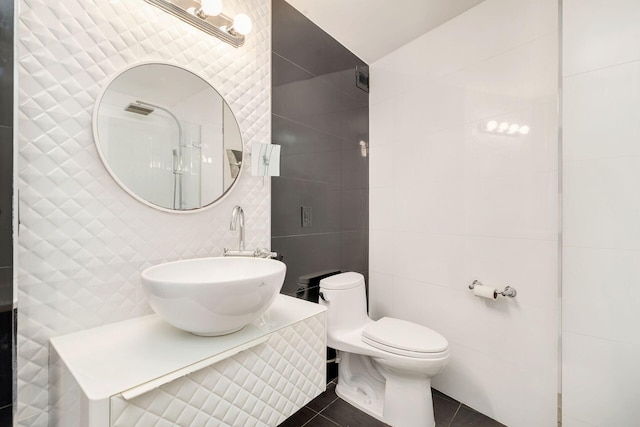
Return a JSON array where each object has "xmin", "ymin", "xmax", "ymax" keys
[{"xmin": 362, "ymin": 317, "xmax": 448, "ymax": 359}]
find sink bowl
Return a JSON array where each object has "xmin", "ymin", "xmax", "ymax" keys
[{"xmin": 141, "ymin": 257, "xmax": 286, "ymax": 336}]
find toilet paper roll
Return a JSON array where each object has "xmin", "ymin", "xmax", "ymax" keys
[{"xmin": 473, "ymin": 284, "xmax": 497, "ymax": 300}]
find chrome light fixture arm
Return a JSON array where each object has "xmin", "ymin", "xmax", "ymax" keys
[{"xmin": 144, "ymin": 0, "xmax": 252, "ymax": 48}]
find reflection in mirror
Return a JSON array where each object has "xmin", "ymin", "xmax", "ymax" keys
[
  {"xmin": 251, "ymin": 142, "xmax": 281, "ymax": 176},
  {"xmin": 93, "ymin": 63, "xmax": 243, "ymax": 212}
]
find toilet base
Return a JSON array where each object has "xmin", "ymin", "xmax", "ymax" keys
[
  {"xmin": 378, "ymin": 364, "xmax": 435, "ymax": 427},
  {"xmin": 335, "ymin": 352, "xmax": 436, "ymax": 427},
  {"xmin": 335, "ymin": 381, "xmax": 385, "ymax": 422},
  {"xmin": 335, "ymin": 352, "xmax": 386, "ymax": 422}
]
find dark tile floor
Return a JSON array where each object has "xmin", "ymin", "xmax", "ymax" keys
[{"xmin": 278, "ymin": 382, "xmax": 506, "ymax": 427}]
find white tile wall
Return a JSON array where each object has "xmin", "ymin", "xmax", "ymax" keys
[
  {"xmin": 563, "ymin": 1, "xmax": 640, "ymax": 425},
  {"xmin": 17, "ymin": 0, "xmax": 271, "ymax": 424},
  {"xmin": 369, "ymin": 0, "xmax": 559, "ymax": 425},
  {"xmin": 562, "ymin": 332, "xmax": 640, "ymax": 426},
  {"xmin": 563, "ymin": 246, "xmax": 640, "ymax": 344},
  {"xmin": 563, "ymin": 61, "xmax": 640, "ymax": 161},
  {"xmin": 563, "ymin": 156, "xmax": 640, "ymax": 250},
  {"xmin": 563, "ymin": 0, "xmax": 640, "ymax": 77},
  {"xmin": 434, "ymin": 340, "xmax": 557, "ymax": 426}
]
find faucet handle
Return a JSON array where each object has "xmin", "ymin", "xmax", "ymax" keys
[
  {"xmin": 224, "ymin": 248, "xmax": 256, "ymax": 257},
  {"xmin": 255, "ymin": 248, "xmax": 278, "ymax": 259}
]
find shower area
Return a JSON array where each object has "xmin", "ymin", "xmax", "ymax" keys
[
  {"xmin": 367, "ymin": 0, "xmax": 640, "ymax": 425},
  {"xmin": 101, "ymin": 99, "xmax": 205, "ymax": 210},
  {"xmin": 560, "ymin": 1, "xmax": 640, "ymax": 425},
  {"xmin": 92, "ymin": 62, "xmax": 242, "ymax": 212}
]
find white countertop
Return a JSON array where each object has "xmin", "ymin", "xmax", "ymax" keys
[{"xmin": 50, "ymin": 295, "xmax": 326, "ymax": 401}]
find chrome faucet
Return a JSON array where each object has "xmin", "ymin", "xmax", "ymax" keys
[
  {"xmin": 230, "ymin": 205, "xmax": 245, "ymax": 251},
  {"xmin": 224, "ymin": 206, "xmax": 278, "ymax": 258}
]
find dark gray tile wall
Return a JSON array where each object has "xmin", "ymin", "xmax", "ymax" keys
[
  {"xmin": 271, "ymin": 1, "xmax": 366, "ymax": 79},
  {"xmin": 0, "ymin": 0, "xmax": 14, "ymax": 422},
  {"xmin": 271, "ymin": 0, "xmax": 369, "ymax": 296},
  {"xmin": 0, "ymin": 1, "xmax": 13, "ymax": 128}
]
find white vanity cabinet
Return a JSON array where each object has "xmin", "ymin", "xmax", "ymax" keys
[{"xmin": 49, "ymin": 296, "xmax": 326, "ymax": 427}]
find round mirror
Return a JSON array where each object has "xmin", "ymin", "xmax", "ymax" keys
[{"xmin": 92, "ymin": 63, "xmax": 243, "ymax": 212}]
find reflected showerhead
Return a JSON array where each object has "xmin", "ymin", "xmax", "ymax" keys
[{"xmin": 124, "ymin": 102, "xmax": 154, "ymax": 116}]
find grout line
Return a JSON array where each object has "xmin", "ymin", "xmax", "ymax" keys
[
  {"xmin": 370, "ymin": 229, "xmax": 559, "ymax": 243},
  {"xmin": 447, "ymin": 403, "xmax": 463, "ymax": 427},
  {"xmin": 301, "ymin": 412, "xmax": 341, "ymax": 427},
  {"xmin": 273, "ymin": 231, "xmax": 344, "ymax": 239},
  {"xmin": 271, "ymin": 113, "xmax": 346, "ymax": 141},
  {"xmin": 300, "ymin": 413, "xmax": 320, "ymax": 427},
  {"xmin": 564, "ymin": 154, "xmax": 640, "ymax": 164},
  {"xmin": 272, "ymin": 52, "xmax": 367, "ymax": 102},
  {"xmin": 304, "ymin": 405, "xmax": 321, "ymax": 414},
  {"xmin": 272, "ymin": 52, "xmax": 318, "ymax": 79},
  {"xmin": 563, "ymin": 56, "xmax": 640, "ymax": 79},
  {"xmin": 316, "ymin": 413, "xmax": 342, "ymax": 427},
  {"xmin": 317, "ymin": 396, "xmax": 340, "ymax": 414},
  {"xmin": 561, "ymin": 329, "xmax": 636, "ymax": 345}
]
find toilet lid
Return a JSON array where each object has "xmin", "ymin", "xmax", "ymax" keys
[
  {"xmin": 319, "ymin": 272, "xmax": 364, "ymax": 290},
  {"xmin": 362, "ymin": 318, "xmax": 448, "ymax": 356}
]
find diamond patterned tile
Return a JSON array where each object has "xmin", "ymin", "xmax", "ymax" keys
[
  {"xmin": 17, "ymin": 0, "xmax": 271, "ymax": 423},
  {"xmin": 17, "ymin": 411, "xmax": 48, "ymax": 427},
  {"xmin": 110, "ymin": 315, "xmax": 325, "ymax": 427}
]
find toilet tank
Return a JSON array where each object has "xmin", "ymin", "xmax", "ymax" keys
[{"xmin": 319, "ymin": 272, "xmax": 369, "ymax": 330}]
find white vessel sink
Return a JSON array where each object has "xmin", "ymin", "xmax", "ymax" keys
[{"xmin": 141, "ymin": 257, "xmax": 286, "ymax": 336}]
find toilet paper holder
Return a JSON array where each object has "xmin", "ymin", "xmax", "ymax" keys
[{"xmin": 469, "ymin": 280, "xmax": 517, "ymax": 298}]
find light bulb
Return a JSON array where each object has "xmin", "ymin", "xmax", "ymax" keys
[
  {"xmin": 518, "ymin": 125, "xmax": 530, "ymax": 135},
  {"xmin": 233, "ymin": 13, "xmax": 252, "ymax": 35},
  {"xmin": 498, "ymin": 122, "xmax": 509, "ymax": 132},
  {"xmin": 508, "ymin": 123, "xmax": 520, "ymax": 134},
  {"xmin": 486, "ymin": 120, "xmax": 498, "ymax": 131},
  {"xmin": 200, "ymin": 0, "xmax": 222, "ymax": 16}
]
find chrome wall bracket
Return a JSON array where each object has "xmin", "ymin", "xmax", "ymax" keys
[{"xmin": 469, "ymin": 280, "xmax": 517, "ymax": 298}]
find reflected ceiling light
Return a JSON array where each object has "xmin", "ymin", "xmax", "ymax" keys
[
  {"xmin": 486, "ymin": 120, "xmax": 498, "ymax": 131},
  {"xmin": 144, "ymin": 0, "xmax": 252, "ymax": 47},
  {"xmin": 480, "ymin": 120, "xmax": 531, "ymax": 137},
  {"xmin": 359, "ymin": 140, "xmax": 368, "ymax": 158}
]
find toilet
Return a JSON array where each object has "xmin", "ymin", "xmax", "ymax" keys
[{"xmin": 319, "ymin": 272, "xmax": 449, "ymax": 427}]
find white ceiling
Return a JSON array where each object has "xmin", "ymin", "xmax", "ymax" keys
[{"xmin": 284, "ymin": 0, "xmax": 486, "ymax": 64}]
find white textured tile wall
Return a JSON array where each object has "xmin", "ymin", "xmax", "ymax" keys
[
  {"xmin": 562, "ymin": 1, "xmax": 640, "ymax": 425},
  {"xmin": 17, "ymin": 0, "xmax": 271, "ymax": 424},
  {"xmin": 369, "ymin": 0, "xmax": 559, "ymax": 425}
]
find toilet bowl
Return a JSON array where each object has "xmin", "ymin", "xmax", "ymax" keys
[{"xmin": 319, "ymin": 272, "xmax": 449, "ymax": 427}]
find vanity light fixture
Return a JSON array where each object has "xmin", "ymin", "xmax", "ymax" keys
[{"xmin": 144, "ymin": 0, "xmax": 252, "ymax": 47}]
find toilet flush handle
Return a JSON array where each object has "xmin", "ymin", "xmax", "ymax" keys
[{"xmin": 319, "ymin": 292, "xmax": 329, "ymax": 302}]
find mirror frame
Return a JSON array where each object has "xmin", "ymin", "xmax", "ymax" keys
[{"xmin": 91, "ymin": 61, "xmax": 244, "ymax": 214}]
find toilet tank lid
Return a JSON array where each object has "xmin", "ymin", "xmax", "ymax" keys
[
  {"xmin": 363, "ymin": 317, "xmax": 449, "ymax": 353},
  {"xmin": 319, "ymin": 272, "xmax": 364, "ymax": 290}
]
